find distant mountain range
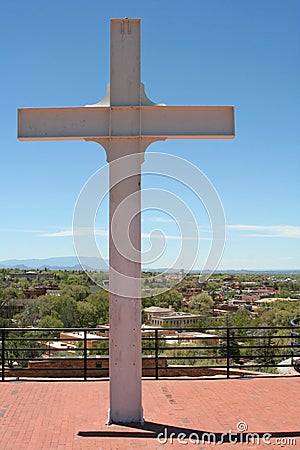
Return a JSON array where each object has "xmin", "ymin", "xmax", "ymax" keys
[
  {"xmin": 0, "ymin": 256, "xmax": 109, "ymax": 271},
  {"xmin": 0, "ymin": 257, "xmax": 299, "ymax": 274}
]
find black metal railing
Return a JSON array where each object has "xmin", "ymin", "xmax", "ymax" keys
[
  {"xmin": 291, "ymin": 317, "xmax": 300, "ymax": 372},
  {"xmin": 0, "ymin": 323, "xmax": 299, "ymax": 381},
  {"xmin": 0, "ymin": 327, "xmax": 109, "ymax": 382}
]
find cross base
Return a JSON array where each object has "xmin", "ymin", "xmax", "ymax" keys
[{"xmin": 107, "ymin": 409, "xmax": 145, "ymax": 426}]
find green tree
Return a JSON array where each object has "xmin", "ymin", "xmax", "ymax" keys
[
  {"xmin": 253, "ymin": 329, "xmax": 276, "ymax": 369},
  {"xmin": 38, "ymin": 315, "xmax": 64, "ymax": 328},
  {"xmin": 17, "ymin": 300, "xmax": 40, "ymax": 327},
  {"xmin": 219, "ymin": 329, "xmax": 241, "ymax": 364},
  {"xmin": 86, "ymin": 290, "xmax": 109, "ymax": 324},
  {"xmin": 279, "ymin": 288, "xmax": 290, "ymax": 298},
  {"xmin": 2, "ymin": 287, "xmax": 19, "ymax": 300},
  {"xmin": 57, "ymin": 297, "xmax": 79, "ymax": 327},
  {"xmin": 229, "ymin": 307, "xmax": 255, "ymax": 328},
  {"xmin": 5, "ymin": 332, "xmax": 44, "ymax": 368},
  {"xmin": 189, "ymin": 292, "xmax": 214, "ymax": 315},
  {"xmin": 77, "ymin": 301, "xmax": 98, "ymax": 327},
  {"xmin": 142, "ymin": 289, "xmax": 184, "ymax": 311},
  {"xmin": 260, "ymin": 301, "xmax": 300, "ymax": 327},
  {"xmin": 62, "ymin": 285, "xmax": 90, "ymax": 301}
]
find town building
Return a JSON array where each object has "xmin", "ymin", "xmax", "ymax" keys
[
  {"xmin": 6, "ymin": 271, "xmax": 55, "ymax": 281},
  {"xmin": 144, "ymin": 306, "xmax": 175, "ymax": 323}
]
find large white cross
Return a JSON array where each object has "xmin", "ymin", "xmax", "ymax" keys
[{"xmin": 18, "ymin": 18, "xmax": 234, "ymax": 424}]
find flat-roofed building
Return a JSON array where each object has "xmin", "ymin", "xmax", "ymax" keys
[
  {"xmin": 150, "ymin": 312, "xmax": 201, "ymax": 327},
  {"xmin": 144, "ymin": 306, "xmax": 175, "ymax": 323}
]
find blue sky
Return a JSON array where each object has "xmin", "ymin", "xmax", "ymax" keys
[{"xmin": 1, "ymin": 0, "xmax": 299, "ymax": 270}]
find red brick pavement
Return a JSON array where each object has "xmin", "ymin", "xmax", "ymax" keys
[{"xmin": 0, "ymin": 378, "xmax": 299, "ymax": 449}]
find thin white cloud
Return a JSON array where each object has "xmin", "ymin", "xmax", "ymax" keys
[
  {"xmin": 142, "ymin": 217, "xmax": 180, "ymax": 225},
  {"xmin": 50, "ymin": 230, "xmax": 202, "ymax": 241},
  {"xmin": 228, "ymin": 224, "xmax": 300, "ymax": 239},
  {"xmin": 40, "ymin": 230, "xmax": 72, "ymax": 237},
  {"xmin": 40, "ymin": 229, "xmax": 109, "ymax": 237},
  {"xmin": 142, "ymin": 232, "xmax": 212, "ymax": 241},
  {"xmin": 40, "ymin": 228, "xmax": 207, "ymax": 241},
  {"xmin": 7, "ymin": 223, "xmax": 297, "ymax": 240},
  {"xmin": 0, "ymin": 228, "xmax": 47, "ymax": 234},
  {"xmin": 142, "ymin": 217, "xmax": 196, "ymax": 225}
]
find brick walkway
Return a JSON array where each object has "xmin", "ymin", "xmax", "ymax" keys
[{"xmin": 0, "ymin": 378, "xmax": 299, "ymax": 449}]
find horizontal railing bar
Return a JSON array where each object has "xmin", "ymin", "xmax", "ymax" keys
[
  {"xmin": 154, "ymin": 364, "xmax": 293, "ymax": 370},
  {"xmin": 2, "ymin": 337, "xmax": 109, "ymax": 342},
  {"xmin": 233, "ymin": 333, "xmax": 293, "ymax": 337},
  {"xmin": 158, "ymin": 355, "xmax": 226, "ymax": 360},
  {"xmin": 4, "ymin": 357, "xmax": 108, "ymax": 362},
  {"xmin": 235, "ymin": 354, "xmax": 293, "ymax": 359},
  {"xmin": 0, "ymin": 325, "xmax": 296, "ymax": 332},
  {"xmin": 157, "ymin": 365, "xmax": 230, "ymax": 369},
  {"xmin": 236, "ymin": 345, "xmax": 290, "ymax": 349},
  {"xmin": 162, "ymin": 363, "xmax": 293, "ymax": 369},
  {"xmin": 145, "ymin": 346, "xmax": 222, "ymax": 351},
  {"xmin": 162, "ymin": 356, "xmax": 293, "ymax": 362},
  {"xmin": 141, "ymin": 334, "xmax": 293, "ymax": 340},
  {"xmin": 6, "ymin": 367, "xmax": 108, "ymax": 371},
  {"xmin": 0, "ymin": 328, "xmax": 105, "ymax": 332},
  {"xmin": 154, "ymin": 344, "xmax": 291, "ymax": 351},
  {"xmin": 4, "ymin": 348, "xmax": 61, "ymax": 352}
]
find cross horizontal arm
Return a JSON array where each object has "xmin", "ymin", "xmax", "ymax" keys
[
  {"xmin": 18, "ymin": 106, "xmax": 234, "ymax": 141},
  {"xmin": 142, "ymin": 106, "xmax": 234, "ymax": 139},
  {"xmin": 18, "ymin": 107, "xmax": 109, "ymax": 141}
]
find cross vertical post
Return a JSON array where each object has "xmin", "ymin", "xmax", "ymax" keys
[
  {"xmin": 102, "ymin": 19, "xmax": 145, "ymax": 424},
  {"xmin": 17, "ymin": 17, "xmax": 235, "ymax": 425},
  {"xmin": 105, "ymin": 143, "xmax": 145, "ymax": 424}
]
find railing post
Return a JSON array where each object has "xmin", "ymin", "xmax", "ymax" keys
[
  {"xmin": 290, "ymin": 324, "xmax": 294, "ymax": 369},
  {"xmin": 226, "ymin": 327, "xmax": 230, "ymax": 379},
  {"xmin": 83, "ymin": 330, "xmax": 87, "ymax": 381},
  {"xmin": 155, "ymin": 329, "xmax": 159, "ymax": 380},
  {"xmin": 1, "ymin": 331, "xmax": 5, "ymax": 382},
  {"xmin": 291, "ymin": 317, "xmax": 300, "ymax": 372}
]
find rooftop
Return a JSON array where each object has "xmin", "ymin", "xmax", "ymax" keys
[
  {"xmin": 144, "ymin": 306, "xmax": 173, "ymax": 313},
  {"xmin": 1, "ymin": 377, "xmax": 299, "ymax": 449}
]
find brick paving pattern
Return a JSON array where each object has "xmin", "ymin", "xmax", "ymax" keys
[{"xmin": 0, "ymin": 378, "xmax": 299, "ymax": 449}]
